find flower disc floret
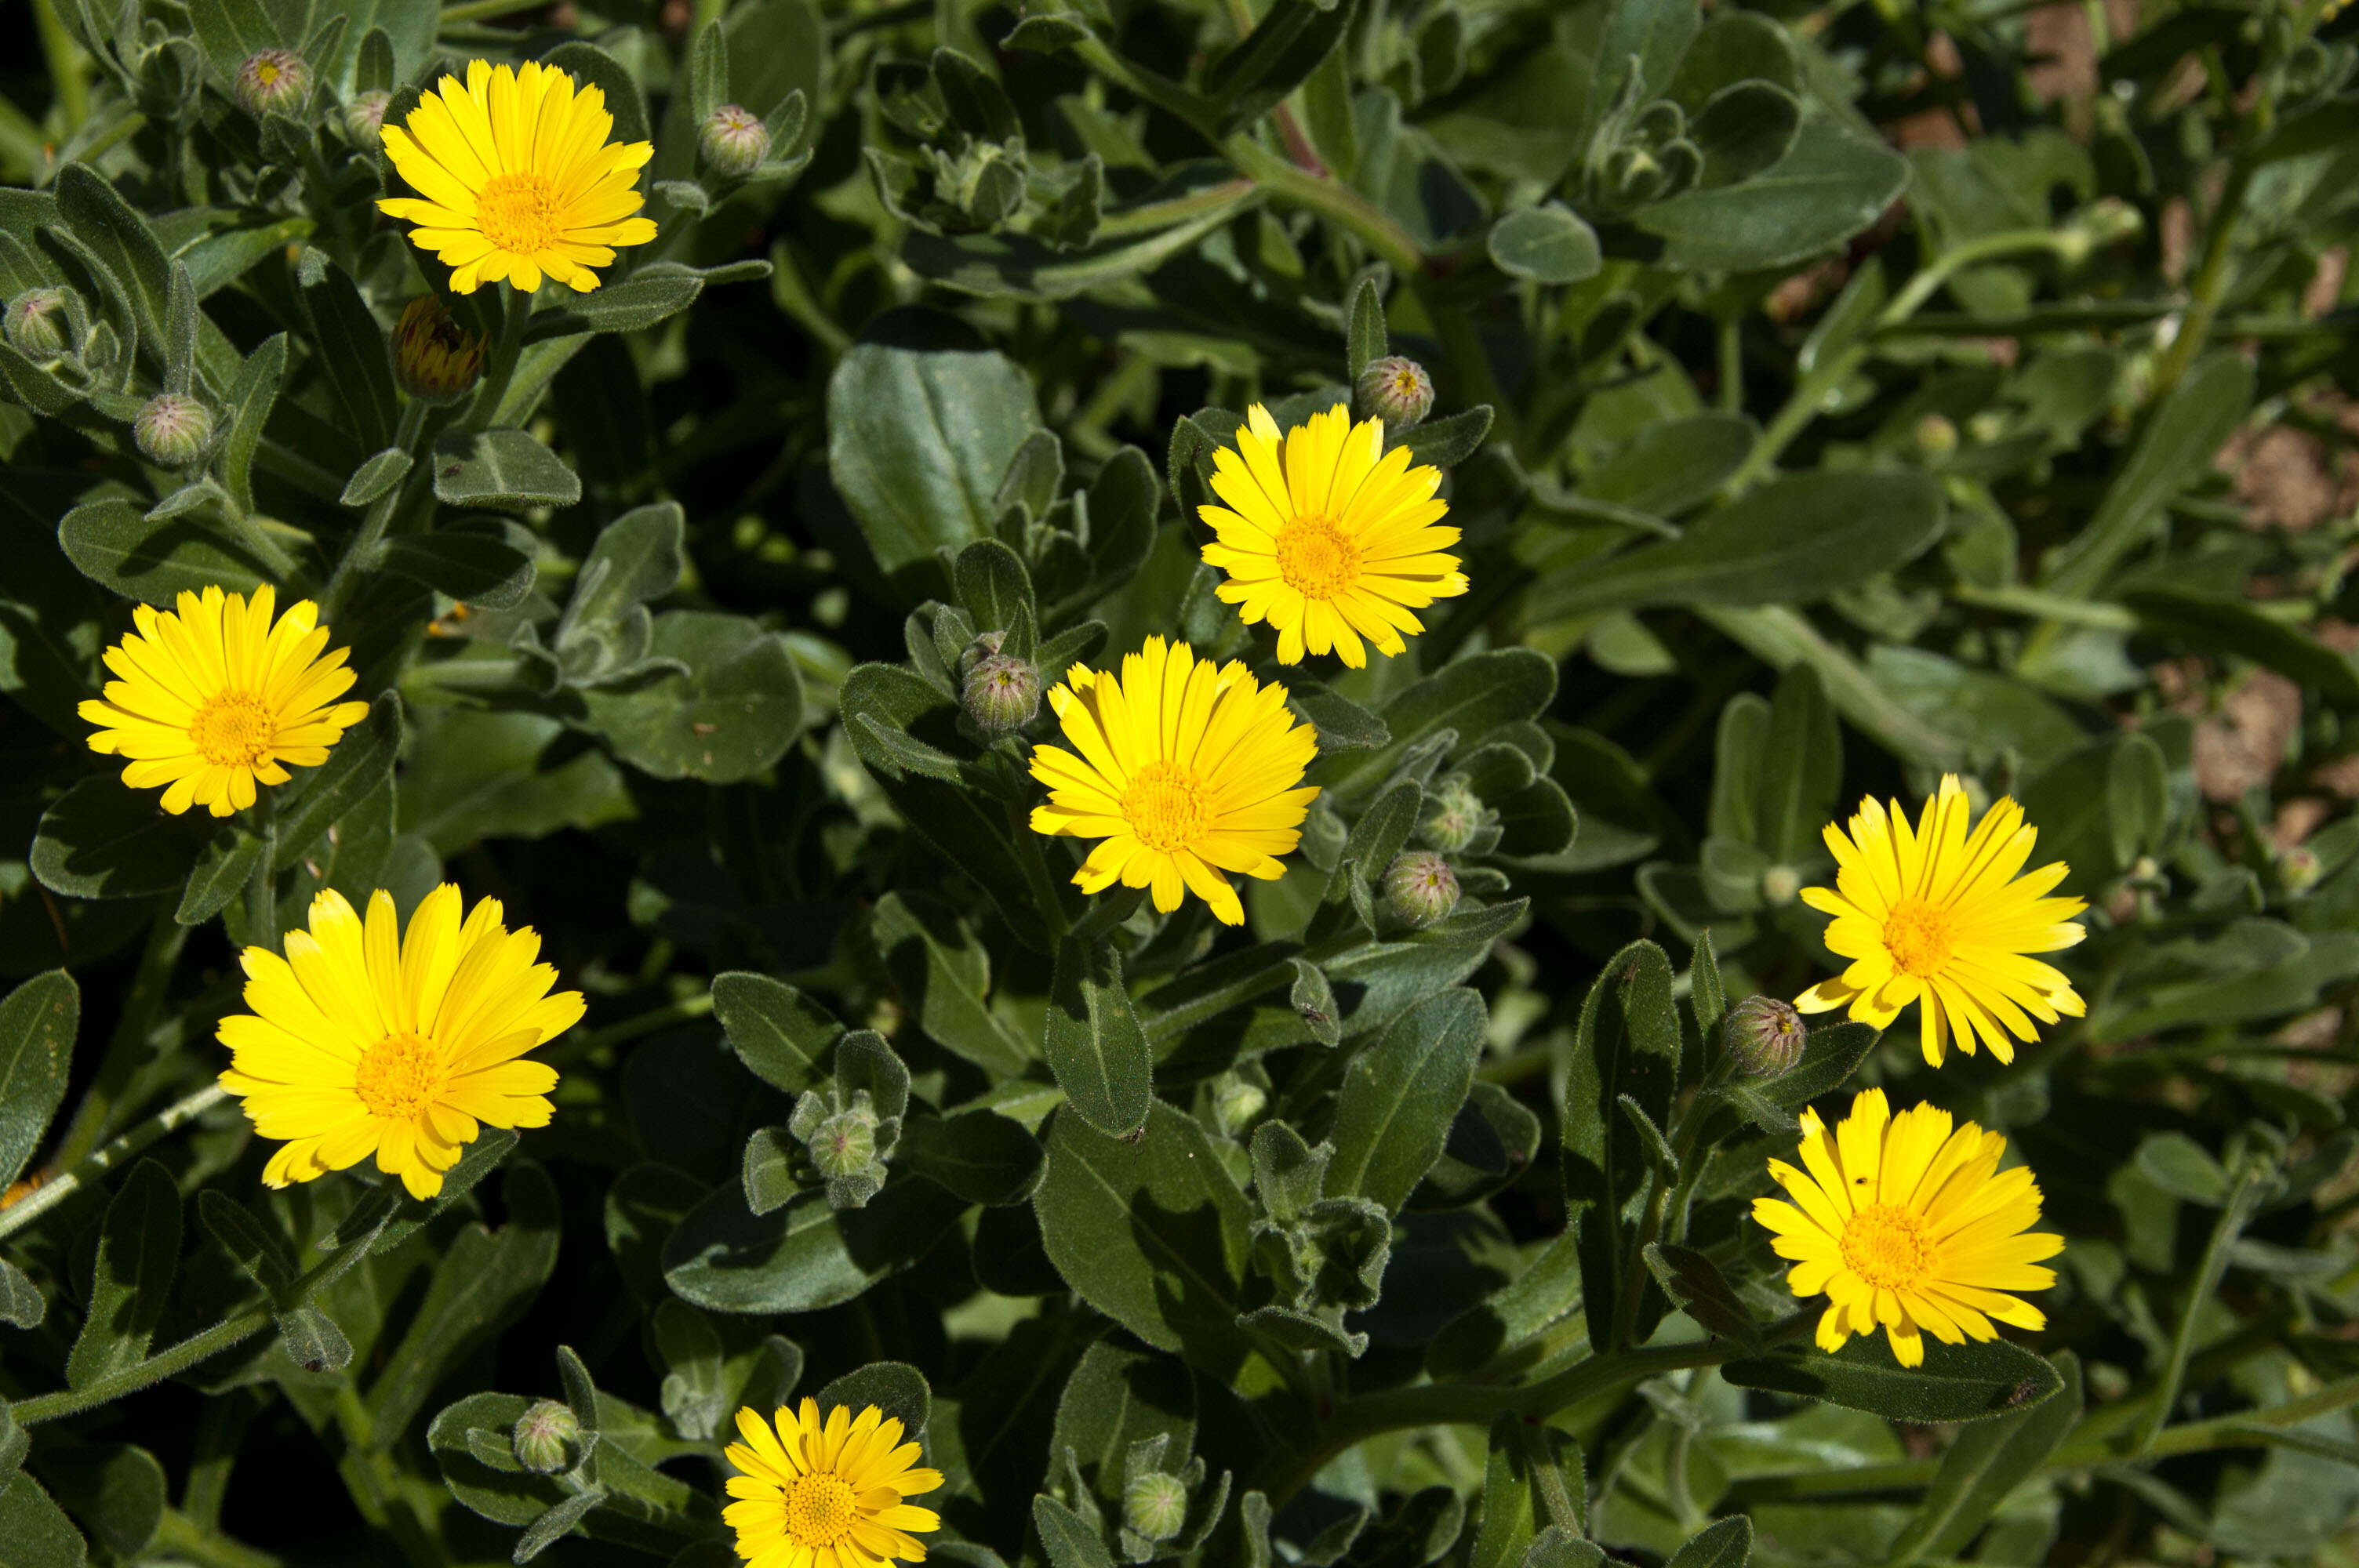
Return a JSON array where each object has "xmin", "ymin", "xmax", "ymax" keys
[
  {"xmin": 1796, "ymin": 774, "xmax": 2088, "ymax": 1065},
  {"xmin": 1027, "ymin": 636, "xmax": 1320, "ymax": 926},
  {"xmin": 1753, "ymin": 1087, "xmax": 2063, "ymax": 1367},
  {"xmin": 1198, "ymin": 403, "xmax": 1469, "ymax": 667},
  {"xmin": 377, "ymin": 59, "xmax": 658, "ymax": 294},
  {"xmin": 724, "ymin": 1398, "xmax": 943, "ymax": 1567},
  {"xmin": 216, "ymin": 884, "xmax": 585, "ymax": 1199},
  {"xmin": 79, "ymin": 585, "xmax": 370, "ymax": 817}
]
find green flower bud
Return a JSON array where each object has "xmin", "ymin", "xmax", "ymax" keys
[
  {"xmin": 2055, "ymin": 197, "xmax": 2143, "ymax": 265},
  {"xmin": 1760, "ymin": 865, "xmax": 1801, "ymax": 908},
  {"xmin": 512, "ymin": 1399, "xmax": 583, "ymax": 1474},
  {"xmin": 1356, "ymin": 355, "xmax": 1434, "ymax": 429},
  {"xmin": 5, "ymin": 289, "xmax": 71, "ymax": 360},
  {"xmin": 133, "ymin": 392, "xmax": 213, "ymax": 467},
  {"xmin": 2280, "ymin": 845, "xmax": 2323, "ymax": 897},
  {"xmin": 1723, "ymin": 995, "xmax": 1805, "ymax": 1080},
  {"xmin": 1913, "ymin": 413, "xmax": 1958, "ymax": 459},
  {"xmin": 1419, "ymin": 778, "xmax": 1481, "ymax": 853},
  {"xmin": 808, "ymin": 1109, "xmax": 878, "ymax": 1179},
  {"xmin": 1122, "ymin": 1471, "xmax": 1189, "ymax": 1543},
  {"xmin": 963, "ymin": 653, "xmax": 1040, "ymax": 732},
  {"xmin": 700, "ymin": 104, "xmax": 771, "ymax": 178},
  {"xmin": 1966, "ymin": 410, "xmax": 2007, "ymax": 445},
  {"xmin": 392, "ymin": 294, "xmax": 485, "ymax": 404},
  {"xmin": 234, "ymin": 49, "xmax": 311, "ymax": 118},
  {"xmin": 1210, "ymin": 1073, "xmax": 1267, "ymax": 1138},
  {"xmin": 1382, "ymin": 851, "xmax": 1459, "ymax": 928},
  {"xmin": 343, "ymin": 89, "xmax": 392, "ymax": 146}
]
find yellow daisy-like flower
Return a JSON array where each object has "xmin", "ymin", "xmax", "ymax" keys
[
  {"xmin": 377, "ymin": 59, "xmax": 658, "ymax": 294},
  {"xmin": 724, "ymin": 1399, "xmax": 943, "ymax": 1568},
  {"xmin": 1754, "ymin": 1087, "xmax": 2063, "ymax": 1368},
  {"xmin": 1198, "ymin": 403, "xmax": 1468, "ymax": 667},
  {"xmin": 216, "ymin": 884, "xmax": 585, "ymax": 1200},
  {"xmin": 1796, "ymin": 775, "xmax": 2088, "ymax": 1066},
  {"xmin": 1027, "ymin": 636, "xmax": 1319, "ymax": 927},
  {"xmin": 78, "ymin": 584, "xmax": 370, "ymax": 818}
]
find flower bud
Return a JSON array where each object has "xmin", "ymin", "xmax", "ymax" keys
[
  {"xmin": 5, "ymin": 289, "xmax": 71, "ymax": 360},
  {"xmin": 234, "ymin": 49, "xmax": 311, "ymax": 118},
  {"xmin": 1210, "ymin": 1073, "xmax": 1267, "ymax": 1138},
  {"xmin": 391, "ymin": 294, "xmax": 485, "ymax": 404},
  {"xmin": 133, "ymin": 392, "xmax": 213, "ymax": 466},
  {"xmin": 2280, "ymin": 845, "xmax": 2323, "ymax": 897},
  {"xmin": 1966, "ymin": 410, "xmax": 2007, "ymax": 445},
  {"xmin": 807, "ymin": 1109, "xmax": 878, "ymax": 1180},
  {"xmin": 1723, "ymin": 995, "xmax": 1805, "ymax": 1080},
  {"xmin": 512, "ymin": 1399, "xmax": 583, "ymax": 1474},
  {"xmin": 1759, "ymin": 864, "xmax": 1801, "ymax": 908},
  {"xmin": 700, "ymin": 103, "xmax": 771, "ymax": 179},
  {"xmin": 2055, "ymin": 197, "xmax": 2143, "ymax": 265},
  {"xmin": 343, "ymin": 89, "xmax": 392, "ymax": 146},
  {"xmin": 1122, "ymin": 1471, "xmax": 1189, "ymax": 1543},
  {"xmin": 1382, "ymin": 851, "xmax": 1459, "ymax": 928},
  {"xmin": 963, "ymin": 653, "xmax": 1040, "ymax": 732},
  {"xmin": 1419, "ymin": 778, "xmax": 1481, "ymax": 853},
  {"xmin": 1912, "ymin": 412, "xmax": 1957, "ymax": 459},
  {"xmin": 1356, "ymin": 355, "xmax": 1434, "ymax": 429}
]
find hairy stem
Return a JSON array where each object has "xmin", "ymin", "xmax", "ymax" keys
[
  {"xmin": 45, "ymin": 909, "xmax": 188, "ymax": 1171},
  {"xmin": 0, "ymin": 1083, "xmax": 229, "ymax": 1242}
]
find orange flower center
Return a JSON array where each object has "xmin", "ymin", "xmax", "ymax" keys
[
  {"xmin": 1121, "ymin": 761, "xmax": 1209, "ymax": 854},
  {"xmin": 1839, "ymin": 1203, "xmax": 1934, "ymax": 1291},
  {"xmin": 475, "ymin": 171, "xmax": 564, "ymax": 256},
  {"xmin": 354, "ymin": 1033, "xmax": 447, "ymax": 1120},
  {"xmin": 1881, "ymin": 898, "xmax": 1957, "ymax": 978},
  {"xmin": 190, "ymin": 691, "xmax": 274, "ymax": 767},
  {"xmin": 1275, "ymin": 516, "xmax": 1361, "ymax": 600},
  {"xmin": 783, "ymin": 1472, "xmax": 858, "ymax": 1546}
]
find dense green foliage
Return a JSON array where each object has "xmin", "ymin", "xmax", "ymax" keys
[{"xmin": 3, "ymin": 0, "xmax": 2359, "ymax": 1563}]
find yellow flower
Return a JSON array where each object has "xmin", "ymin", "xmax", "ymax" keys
[
  {"xmin": 1028, "ymin": 636, "xmax": 1319, "ymax": 926},
  {"xmin": 216, "ymin": 885, "xmax": 584, "ymax": 1200},
  {"xmin": 725, "ymin": 1399, "xmax": 943, "ymax": 1568},
  {"xmin": 1754, "ymin": 1087, "xmax": 2062, "ymax": 1367},
  {"xmin": 1796, "ymin": 775, "xmax": 2087, "ymax": 1066},
  {"xmin": 391, "ymin": 293, "xmax": 486, "ymax": 402},
  {"xmin": 1198, "ymin": 403, "xmax": 1467, "ymax": 666},
  {"xmin": 377, "ymin": 59, "xmax": 657, "ymax": 294},
  {"xmin": 78, "ymin": 585, "xmax": 370, "ymax": 818}
]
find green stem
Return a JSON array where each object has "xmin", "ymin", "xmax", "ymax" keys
[
  {"xmin": 320, "ymin": 398, "xmax": 430, "ymax": 619},
  {"xmin": 31, "ymin": 0, "xmax": 89, "ymax": 133},
  {"xmin": 12, "ymin": 1303, "xmax": 273, "ymax": 1425},
  {"xmin": 0, "ymin": 1083, "xmax": 229, "ymax": 1243},
  {"xmin": 183, "ymin": 1388, "xmax": 259, "ymax": 1534},
  {"xmin": 246, "ymin": 787, "xmax": 280, "ymax": 955},
  {"xmin": 1950, "ymin": 583, "xmax": 2138, "ymax": 630},
  {"xmin": 334, "ymin": 1384, "xmax": 455, "ymax": 1568},
  {"xmin": 2135, "ymin": 1165, "xmax": 2267, "ymax": 1454},
  {"xmin": 1717, "ymin": 317, "xmax": 1743, "ymax": 414},
  {"xmin": 1513, "ymin": 1417, "xmax": 1584, "ymax": 1533},
  {"xmin": 152, "ymin": 1510, "xmax": 285, "ymax": 1568},
  {"xmin": 2150, "ymin": 159, "xmax": 2252, "ymax": 397},
  {"xmin": 45, "ymin": 910, "xmax": 188, "ymax": 1169},
  {"xmin": 466, "ymin": 285, "xmax": 534, "ymax": 434},
  {"xmin": 1009, "ymin": 799, "xmax": 1076, "ymax": 945}
]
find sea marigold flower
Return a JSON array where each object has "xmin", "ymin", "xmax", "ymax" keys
[
  {"xmin": 217, "ymin": 885, "xmax": 584, "ymax": 1200},
  {"xmin": 725, "ymin": 1399, "xmax": 942, "ymax": 1568},
  {"xmin": 1754, "ymin": 1087, "xmax": 2062, "ymax": 1368},
  {"xmin": 1796, "ymin": 775, "xmax": 2088, "ymax": 1066},
  {"xmin": 1027, "ymin": 636, "xmax": 1319, "ymax": 926},
  {"xmin": 377, "ymin": 59, "xmax": 657, "ymax": 294},
  {"xmin": 78, "ymin": 585, "xmax": 370, "ymax": 818},
  {"xmin": 1198, "ymin": 403, "xmax": 1467, "ymax": 667}
]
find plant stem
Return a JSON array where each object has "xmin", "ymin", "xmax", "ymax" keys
[
  {"xmin": 320, "ymin": 397, "xmax": 430, "ymax": 619},
  {"xmin": 2135, "ymin": 1163, "xmax": 2267, "ymax": 1454},
  {"xmin": 46, "ymin": 909, "xmax": 188, "ymax": 1169},
  {"xmin": 246, "ymin": 787, "xmax": 280, "ymax": 954},
  {"xmin": 2150, "ymin": 159, "xmax": 2250, "ymax": 397},
  {"xmin": 31, "ymin": 0, "xmax": 88, "ymax": 134},
  {"xmin": 0, "ymin": 1083, "xmax": 229, "ymax": 1242},
  {"xmin": 467, "ymin": 285, "xmax": 534, "ymax": 434},
  {"xmin": 12, "ymin": 1302, "xmax": 273, "ymax": 1425},
  {"xmin": 152, "ymin": 1509, "xmax": 285, "ymax": 1568},
  {"xmin": 1513, "ymin": 1416, "xmax": 1584, "ymax": 1533}
]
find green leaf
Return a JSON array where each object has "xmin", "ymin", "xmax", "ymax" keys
[
  {"xmin": 1756, "ymin": 1021, "xmax": 1880, "ymax": 1109},
  {"xmin": 1642, "ymin": 1243, "xmax": 1759, "ymax": 1348},
  {"xmin": 176, "ymin": 823, "xmax": 260, "ymax": 926},
  {"xmin": 897, "ymin": 1111, "xmax": 1045, "ymax": 1206},
  {"xmin": 816, "ymin": 1361, "xmax": 931, "ymax": 1440},
  {"xmin": 0, "ymin": 971, "xmax": 75, "ymax": 1190},
  {"xmin": 1692, "ymin": 82, "xmax": 1803, "ymax": 187},
  {"xmin": 1722, "ymin": 1334, "xmax": 2065, "ymax": 1423},
  {"xmin": 662, "ymin": 1174, "xmax": 968, "ymax": 1314},
  {"xmin": 197, "ymin": 1189, "xmax": 296, "ymax": 1296},
  {"xmin": 0, "ymin": 1259, "xmax": 42, "ymax": 1329},
  {"xmin": 340, "ymin": 448, "xmax": 411, "ymax": 509},
  {"xmin": 1327, "ymin": 988, "xmax": 1485, "ymax": 1213},
  {"xmin": 1205, "ymin": 0, "xmax": 1355, "ymax": 132},
  {"xmin": 0, "ymin": 1472, "xmax": 88, "ymax": 1568},
  {"xmin": 55, "ymin": 164, "xmax": 171, "ymax": 368},
  {"xmin": 2125, "ymin": 587, "xmax": 2359, "ymax": 706},
  {"xmin": 431, "ymin": 426, "xmax": 582, "ymax": 511},
  {"xmin": 2040, "ymin": 350, "xmax": 2254, "ymax": 595},
  {"xmin": 1887, "ymin": 1352, "xmax": 2083, "ymax": 1566},
  {"xmin": 1052, "ymin": 1338, "xmax": 1196, "ymax": 1503},
  {"xmin": 576, "ymin": 612, "xmax": 805, "ymax": 783},
  {"xmin": 540, "ymin": 41, "xmax": 651, "ymax": 143},
  {"xmin": 1324, "ymin": 649, "xmax": 1557, "ymax": 797},
  {"xmin": 1400, "ymin": 405, "xmax": 1496, "ymax": 469},
  {"xmin": 297, "ymin": 257, "xmax": 395, "ymax": 449},
  {"xmin": 523, "ymin": 262, "xmax": 734, "ymax": 341},
  {"xmin": 871, "ymin": 892, "xmax": 1033, "ymax": 1076},
  {"xmin": 1034, "ymin": 1101, "xmax": 1254, "ymax": 1375},
  {"xmin": 31, "ymin": 775, "xmax": 211, "ymax": 899},
  {"xmin": 827, "ymin": 312, "xmax": 1041, "ymax": 586},
  {"xmin": 713, "ymin": 972, "xmax": 841, "ymax": 1097},
  {"xmin": 1488, "ymin": 204, "xmax": 1603, "ymax": 283},
  {"xmin": 1043, "ymin": 931, "xmax": 1154, "ymax": 1139},
  {"xmin": 1630, "ymin": 110, "xmax": 1909, "ymax": 271},
  {"xmin": 217, "ymin": 332, "xmax": 286, "ymax": 517},
  {"xmin": 363, "ymin": 1160, "xmax": 560, "ymax": 1439},
  {"xmin": 1562, "ymin": 940, "xmax": 1680, "ymax": 1351},
  {"xmin": 66, "ymin": 1160, "xmax": 182, "ymax": 1390},
  {"xmin": 377, "ymin": 528, "xmax": 536, "ymax": 611},
  {"xmin": 1665, "ymin": 1517, "xmax": 1753, "ymax": 1568},
  {"xmin": 1754, "ymin": 663, "xmax": 1840, "ymax": 864},
  {"xmin": 1346, "ymin": 274, "xmax": 1388, "ymax": 383},
  {"xmin": 56, "ymin": 497, "xmax": 272, "ymax": 606},
  {"xmin": 1531, "ymin": 470, "xmax": 1945, "ymax": 621},
  {"xmin": 1035, "ymin": 1494, "xmax": 1118, "ymax": 1568}
]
